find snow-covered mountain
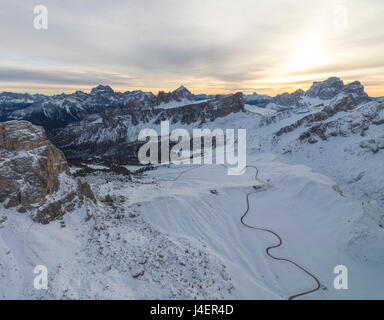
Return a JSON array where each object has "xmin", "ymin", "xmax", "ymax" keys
[
  {"xmin": 0, "ymin": 120, "xmax": 234, "ymax": 299},
  {"xmin": 257, "ymin": 95, "xmax": 384, "ymax": 221},
  {"xmin": 1, "ymin": 77, "xmax": 370, "ymax": 129},
  {"xmin": 0, "ymin": 121, "xmax": 95, "ymax": 224},
  {"xmin": 0, "ymin": 85, "xmax": 197, "ymax": 128},
  {"xmin": 264, "ymin": 77, "xmax": 370, "ymax": 112},
  {"xmin": 47, "ymin": 93, "xmax": 244, "ymax": 162},
  {"xmin": 243, "ymin": 92, "xmax": 272, "ymax": 106},
  {"xmin": 155, "ymin": 85, "xmax": 196, "ymax": 108},
  {"xmin": 1, "ymin": 77, "xmax": 383, "ymax": 299}
]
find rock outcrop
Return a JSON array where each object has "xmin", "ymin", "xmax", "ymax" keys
[
  {"xmin": 243, "ymin": 92, "xmax": 272, "ymax": 106},
  {"xmin": 0, "ymin": 85, "xmax": 197, "ymax": 128},
  {"xmin": 273, "ymin": 94, "xmax": 384, "ymax": 147},
  {"xmin": 265, "ymin": 77, "xmax": 370, "ymax": 110},
  {"xmin": 305, "ymin": 77, "xmax": 369, "ymax": 104},
  {"xmin": 156, "ymin": 86, "xmax": 195, "ymax": 106},
  {"xmin": 0, "ymin": 86, "xmax": 156, "ymax": 129},
  {"xmin": 275, "ymin": 97, "xmax": 355, "ymax": 138},
  {"xmin": 0, "ymin": 120, "xmax": 95, "ymax": 223},
  {"xmin": 48, "ymin": 93, "xmax": 245, "ymax": 163},
  {"xmin": 272, "ymin": 89, "xmax": 305, "ymax": 108},
  {"xmin": 306, "ymin": 77, "xmax": 345, "ymax": 100}
]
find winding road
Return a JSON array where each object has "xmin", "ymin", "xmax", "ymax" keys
[
  {"xmin": 240, "ymin": 166, "xmax": 321, "ymax": 300},
  {"xmin": 157, "ymin": 163, "xmax": 321, "ymax": 300}
]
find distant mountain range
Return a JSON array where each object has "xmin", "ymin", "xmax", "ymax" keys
[
  {"xmin": 0, "ymin": 77, "xmax": 373, "ymax": 129},
  {"xmin": 0, "ymin": 77, "xmax": 378, "ymax": 164},
  {"xmin": 0, "ymin": 85, "xmax": 201, "ymax": 129},
  {"xmin": 1, "ymin": 77, "xmax": 383, "ymax": 300}
]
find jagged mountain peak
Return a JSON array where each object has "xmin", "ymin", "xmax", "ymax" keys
[
  {"xmin": 0, "ymin": 77, "xmax": 372, "ymax": 129},
  {"xmin": 90, "ymin": 84, "xmax": 114, "ymax": 95},
  {"xmin": 156, "ymin": 85, "xmax": 195, "ymax": 106},
  {"xmin": 173, "ymin": 85, "xmax": 191, "ymax": 94},
  {"xmin": 264, "ymin": 77, "xmax": 370, "ymax": 111},
  {"xmin": 315, "ymin": 76, "xmax": 343, "ymax": 85},
  {"xmin": 342, "ymin": 80, "xmax": 365, "ymax": 93},
  {"xmin": 304, "ymin": 77, "xmax": 369, "ymax": 104},
  {"xmin": 293, "ymin": 88, "xmax": 305, "ymax": 95},
  {"xmin": 49, "ymin": 93, "xmax": 245, "ymax": 162},
  {"xmin": 305, "ymin": 77, "xmax": 344, "ymax": 100},
  {"xmin": 249, "ymin": 91, "xmax": 268, "ymax": 96},
  {"xmin": 310, "ymin": 77, "xmax": 344, "ymax": 88}
]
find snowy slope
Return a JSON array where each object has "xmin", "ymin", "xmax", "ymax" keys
[
  {"xmin": 3, "ymin": 147, "xmax": 383, "ymax": 299},
  {"xmin": 1, "ymin": 77, "xmax": 383, "ymax": 299},
  {"xmin": 0, "ymin": 189, "xmax": 234, "ymax": 299},
  {"xmin": 113, "ymin": 154, "xmax": 383, "ymax": 299}
]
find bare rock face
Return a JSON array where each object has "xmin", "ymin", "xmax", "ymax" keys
[
  {"xmin": 275, "ymin": 97, "xmax": 354, "ymax": 138},
  {"xmin": 305, "ymin": 77, "xmax": 369, "ymax": 104},
  {"xmin": 156, "ymin": 86, "xmax": 195, "ymax": 106},
  {"xmin": 272, "ymin": 89, "xmax": 305, "ymax": 107},
  {"xmin": 306, "ymin": 77, "xmax": 344, "ymax": 100},
  {"xmin": 0, "ymin": 120, "xmax": 95, "ymax": 223}
]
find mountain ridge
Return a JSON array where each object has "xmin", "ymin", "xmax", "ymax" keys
[{"xmin": 0, "ymin": 77, "xmax": 373, "ymax": 129}]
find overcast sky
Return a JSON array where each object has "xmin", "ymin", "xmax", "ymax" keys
[{"xmin": 0, "ymin": 0, "xmax": 383, "ymax": 95}]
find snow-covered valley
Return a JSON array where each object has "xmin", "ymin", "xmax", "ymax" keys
[
  {"xmin": 1, "ymin": 78, "xmax": 383, "ymax": 299},
  {"xmin": 2, "ymin": 151, "xmax": 382, "ymax": 299}
]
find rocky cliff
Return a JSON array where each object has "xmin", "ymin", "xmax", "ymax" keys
[
  {"xmin": 265, "ymin": 77, "xmax": 370, "ymax": 111},
  {"xmin": 0, "ymin": 120, "xmax": 95, "ymax": 224},
  {"xmin": 48, "ymin": 93, "xmax": 245, "ymax": 162}
]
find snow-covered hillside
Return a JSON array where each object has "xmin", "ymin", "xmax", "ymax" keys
[
  {"xmin": 2, "ymin": 152, "xmax": 381, "ymax": 299},
  {"xmin": 0, "ymin": 85, "xmax": 197, "ymax": 128},
  {"xmin": 1, "ymin": 77, "xmax": 383, "ymax": 299}
]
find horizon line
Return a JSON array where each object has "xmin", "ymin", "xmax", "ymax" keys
[{"xmin": 1, "ymin": 79, "xmax": 383, "ymax": 98}]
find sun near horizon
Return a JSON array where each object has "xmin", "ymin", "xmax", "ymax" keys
[{"xmin": 0, "ymin": 1, "xmax": 383, "ymax": 97}]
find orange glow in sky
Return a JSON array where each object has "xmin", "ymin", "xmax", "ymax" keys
[{"xmin": 0, "ymin": 0, "xmax": 383, "ymax": 97}]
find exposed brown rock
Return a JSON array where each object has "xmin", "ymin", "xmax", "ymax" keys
[
  {"xmin": 49, "ymin": 93, "xmax": 245, "ymax": 163},
  {"xmin": 78, "ymin": 180, "xmax": 96, "ymax": 203},
  {"xmin": 0, "ymin": 121, "xmax": 69, "ymax": 208},
  {"xmin": 0, "ymin": 120, "xmax": 95, "ymax": 224}
]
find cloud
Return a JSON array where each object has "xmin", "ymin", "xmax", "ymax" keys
[
  {"xmin": 0, "ymin": 67, "xmax": 125, "ymax": 85},
  {"xmin": 0, "ymin": 0, "xmax": 383, "ymax": 95}
]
